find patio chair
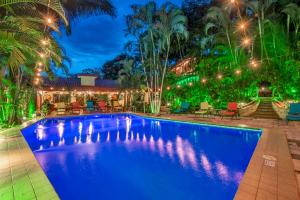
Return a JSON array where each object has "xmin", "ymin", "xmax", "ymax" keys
[
  {"xmin": 98, "ymin": 101, "xmax": 107, "ymax": 112},
  {"xmin": 220, "ymin": 102, "xmax": 238, "ymax": 119},
  {"xmin": 86, "ymin": 101, "xmax": 95, "ymax": 112},
  {"xmin": 113, "ymin": 101, "xmax": 123, "ymax": 112},
  {"xmin": 71, "ymin": 102, "xmax": 81, "ymax": 114},
  {"xmin": 57, "ymin": 102, "xmax": 66, "ymax": 115},
  {"xmin": 174, "ymin": 102, "xmax": 189, "ymax": 113},
  {"xmin": 195, "ymin": 102, "xmax": 211, "ymax": 117},
  {"xmin": 287, "ymin": 103, "xmax": 300, "ymax": 121}
]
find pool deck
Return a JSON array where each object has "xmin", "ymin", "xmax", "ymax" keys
[
  {"xmin": 0, "ymin": 113, "xmax": 299, "ymax": 200},
  {"xmin": 0, "ymin": 125, "xmax": 59, "ymax": 200}
]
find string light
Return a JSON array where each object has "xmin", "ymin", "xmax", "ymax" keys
[
  {"xmin": 176, "ymin": 85, "xmax": 181, "ymax": 89},
  {"xmin": 41, "ymin": 39, "xmax": 48, "ymax": 46},
  {"xmin": 241, "ymin": 37, "xmax": 251, "ymax": 47},
  {"xmin": 249, "ymin": 59, "xmax": 259, "ymax": 68},
  {"xmin": 188, "ymin": 82, "xmax": 193, "ymax": 86},
  {"xmin": 37, "ymin": 68, "xmax": 42, "ymax": 72},
  {"xmin": 166, "ymin": 86, "xmax": 171, "ymax": 90},
  {"xmin": 39, "ymin": 53, "xmax": 45, "ymax": 58},
  {"xmin": 201, "ymin": 78, "xmax": 207, "ymax": 84},
  {"xmin": 37, "ymin": 62, "xmax": 43, "ymax": 67},
  {"xmin": 235, "ymin": 69, "xmax": 242, "ymax": 75},
  {"xmin": 46, "ymin": 17, "xmax": 53, "ymax": 24},
  {"xmin": 237, "ymin": 21, "xmax": 248, "ymax": 31},
  {"xmin": 36, "ymin": 72, "xmax": 41, "ymax": 77},
  {"xmin": 217, "ymin": 74, "xmax": 223, "ymax": 80}
]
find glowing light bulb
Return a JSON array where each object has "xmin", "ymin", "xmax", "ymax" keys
[
  {"xmin": 176, "ymin": 85, "xmax": 181, "ymax": 89},
  {"xmin": 188, "ymin": 82, "xmax": 193, "ymax": 86},
  {"xmin": 249, "ymin": 59, "xmax": 259, "ymax": 68},
  {"xmin": 166, "ymin": 86, "xmax": 171, "ymax": 90},
  {"xmin": 37, "ymin": 62, "xmax": 43, "ymax": 67},
  {"xmin": 217, "ymin": 74, "xmax": 223, "ymax": 80},
  {"xmin": 41, "ymin": 39, "xmax": 48, "ymax": 45},
  {"xmin": 46, "ymin": 17, "xmax": 53, "ymax": 24},
  {"xmin": 242, "ymin": 37, "xmax": 251, "ymax": 47},
  {"xmin": 37, "ymin": 68, "xmax": 42, "ymax": 72},
  {"xmin": 39, "ymin": 53, "xmax": 45, "ymax": 58},
  {"xmin": 201, "ymin": 78, "xmax": 207, "ymax": 83},
  {"xmin": 235, "ymin": 69, "xmax": 242, "ymax": 75},
  {"xmin": 36, "ymin": 72, "xmax": 41, "ymax": 77}
]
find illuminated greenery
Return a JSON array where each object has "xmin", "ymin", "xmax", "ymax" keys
[{"xmin": 163, "ymin": 0, "xmax": 300, "ymax": 109}]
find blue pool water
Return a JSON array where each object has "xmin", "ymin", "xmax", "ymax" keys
[{"xmin": 22, "ymin": 114, "xmax": 261, "ymax": 200}]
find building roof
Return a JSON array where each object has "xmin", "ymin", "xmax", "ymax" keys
[{"xmin": 41, "ymin": 77, "xmax": 120, "ymax": 92}]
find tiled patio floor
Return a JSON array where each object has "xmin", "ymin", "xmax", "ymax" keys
[
  {"xmin": 0, "ymin": 126, "xmax": 59, "ymax": 200},
  {"xmin": 0, "ymin": 114, "xmax": 299, "ymax": 200}
]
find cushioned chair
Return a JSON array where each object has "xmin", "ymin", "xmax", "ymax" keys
[
  {"xmin": 113, "ymin": 101, "xmax": 123, "ymax": 112},
  {"xmin": 98, "ymin": 101, "xmax": 107, "ymax": 112},
  {"xmin": 57, "ymin": 102, "xmax": 66, "ymax": 115},
  {"xmin": 287, "ymin": 103, "xmax": 300, "ymax": 121},
  {"xmin": 174, "ymin": 102, "xmax": 189, "ymax": 113},
  {"xmin": 220, "ymin": 102, "xmax": 238, "ymax": 119},
  {"xmin": 86, "ymin": 101, "xmax": 94, "ymax": 112},
  {"xmin": 71, "ymin": 102, "xmax": 81, "ymax": 114},
  {"xmin": 195, "ymin": 102, "xmax": 211, "ymax": 117}
]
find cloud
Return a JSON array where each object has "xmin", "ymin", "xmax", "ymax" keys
[{"xmin": 55, "ymin": 0, "xmax": 183, "ymax": 74}]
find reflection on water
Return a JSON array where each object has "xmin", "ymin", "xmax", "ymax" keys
[{"xmin": 25, "ymin": 115, "xmax": 261, "ymax": 187}]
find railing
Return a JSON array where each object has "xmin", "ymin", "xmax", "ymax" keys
[
  {"xmin": 272, "ymin": 101, "xmax": 289, "ymax": 119},
  {"xmin": 238, "ymin": 99, "xmax": 260, "ymax": 117}
]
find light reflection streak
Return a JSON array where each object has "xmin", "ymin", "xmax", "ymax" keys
[
  {"xmin": 33, "ymin": 118, "xmax": 247, "ymax": 185},
  {"xmin": 216, "ymin": 161, "xmax": 230, "ymax": 182},
  {"xmin": 201, "ymin": 154, "xmax": 212, "ymax": 177},
  {"xmin": 176, "ymin": 136, "xmax": 186, "ymax": 167},
  {"xmin": 166, "ymin": 141, "xmax": 174, "ymax": 160},
  {"xmin": 157, "ymin": 138, "xmax": 165, "ymax": 157}
]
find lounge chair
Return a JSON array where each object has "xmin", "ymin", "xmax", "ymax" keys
[
  {"xmin": 57, "ymin": 102, "xmax": 66, "ymax": 115},
  {"xmin": 71, "ymin": 102, "xmax": 81, "ymax": 114},
  {"xmin": 86, "ymin": 101, "xmax": 95, "ymax": 112},
  {"xmin": 113, "ymin": 101, "xmax": 123, "ymax": 112},
  {"xmin": 98, "ymin": 101, "xmax": 107, "ymax": 112},
  {"xmin": 220, "ymin": 102, "xmax": 238, "ymax": 119},
  {"xmin": 174, "ymin": 102, "xmax": 189, "ymax": 113},
  {"xmin": 287, "ymin": 103, "xmax": 300, "ymax": 121},
  {"xmin": 195, "ymin": 102, "xmax": 211, "ymax": 117}
]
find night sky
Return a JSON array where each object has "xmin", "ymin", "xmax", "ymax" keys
[{"xmin": 55, "ymin": 0, "xmax": 183, "ymax": 74}]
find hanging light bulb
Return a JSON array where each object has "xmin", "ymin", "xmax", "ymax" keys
[
  {"xmin": 235, "ymin": 69, "xmax": 242, "ymax": 75},
  {"xmin": 249, "ymin": 59, "xmax": 259, "ymax": 68},
  {"xmin": 241, "ymin": 37, "xmax": 251, "ymax": 47},
  {"xmin": 39, "ymin": 53, "xmax": 45, "ymax": 58},
  {"xmin": 217, "ymin": 74, "xmax": 223, "ymax": 80},
  {"xmin": 41, "ymin": 39, "xmax": 48, "ymax": 46},
  {"xmin": 37, "ymin": 62, "xmax": 43, "ymax": 67},
  {"xmin": 46, "ymin": 17, "xmax": 53, "ymax": 24},
  {"xmin": 201, "ymin": 78, "xmax": 207, "ymax": 84},
  {"xmin": 237, "ymin": 21, "xmax": 248, "ymax": 31}
]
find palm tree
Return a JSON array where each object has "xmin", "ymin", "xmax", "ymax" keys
[
  {"xmin": 155, "ymin": 3, "xmax": 188, "ymax": 113},
  {"xmin": 245, "ymin": 0, "xmax": 278, "ymax": 60},
  {"xmin": 282, "ymin": 3, "xmax": 300, "ymax": 39},
  {"xmin": 205, "ymin": 6, "xmax": 235, "ymax": 63}
]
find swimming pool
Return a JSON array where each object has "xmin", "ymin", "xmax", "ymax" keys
[{"xmin": 22, "ymin": 114, "xmax": 261, "ymax": 200}]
